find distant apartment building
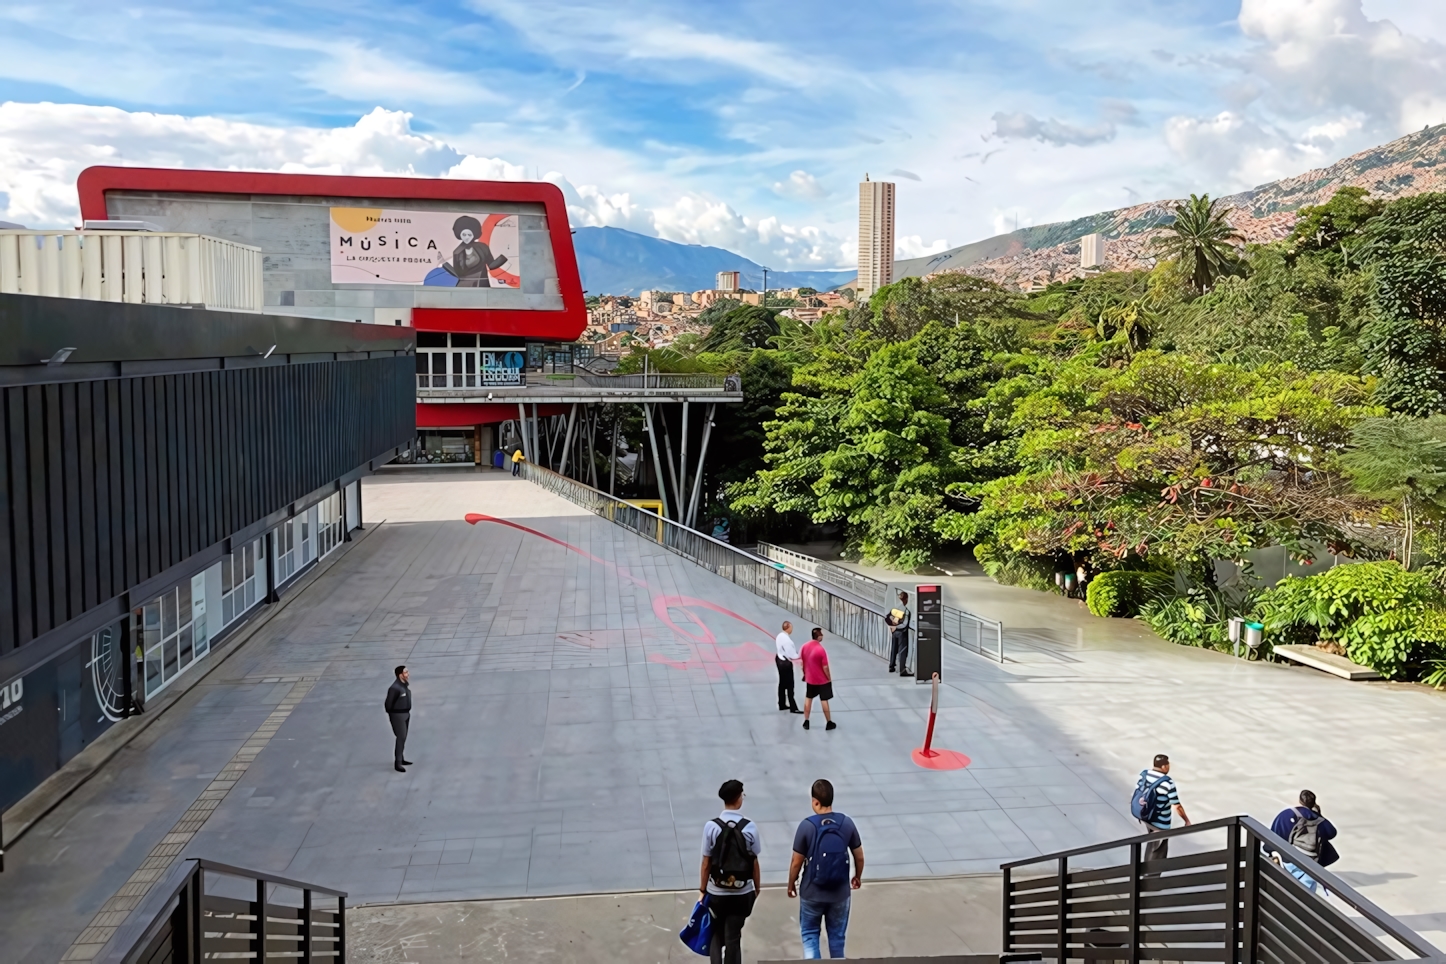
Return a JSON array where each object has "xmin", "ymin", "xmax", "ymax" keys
[
  {"xmin": 1080, "ymin": 233, "xmax": 1105, "ymax": 269},
  {"xmin": 716, "ymin": 270, "xmax": 740, "ymax": 292},
  {"xmin": 858, "ymin": 175, "xmax": 896, "ymax": 298}
]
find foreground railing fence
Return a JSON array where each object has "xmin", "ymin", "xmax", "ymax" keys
[
  {"xmin": 757, "ymin": 541, "xmax": 1005, "ymax": 662},
  {"xmin": 1002, "ymin": 815, "xmax": 1443, "ymax": 964},
  {"xmin": 521, "ymin": 462, "xmax": 895, "ymax": 658},
  {"xmin": 95, "ymin": 858, "xmax": 346, "ymax": 964}
]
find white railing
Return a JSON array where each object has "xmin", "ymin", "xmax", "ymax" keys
[
  {"xmin": 755, "ymin": 541, "xmax": 1005, "ymax": 662},
  {"xmin": 755, "ymin": 542, "xmax": 890, "ymax": 606},
  {"xmin": 0, "ymin": 230, "xmax": 263, "ymax": 312}
]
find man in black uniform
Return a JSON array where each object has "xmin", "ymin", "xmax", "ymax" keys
[
  {"xmin": 385, "ymin": 665, "xmax": 413, "ymax": 772},
  {"xmin": 887, "ymin": 591, "xmax": 912, "ymax": 676}
]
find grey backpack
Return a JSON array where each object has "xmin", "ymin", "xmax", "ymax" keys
[{"xmin": 1288, "ymin": 808, "xmax": 1322, "ymax": 859}]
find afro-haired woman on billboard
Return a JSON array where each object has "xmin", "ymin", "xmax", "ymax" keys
[{"xmin": 447, "ymin": 215, "xmax": 508, "ymax": 287}]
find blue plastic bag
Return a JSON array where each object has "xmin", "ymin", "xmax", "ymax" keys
[{"xmin": 679, "ymin": 894, "xmax": 712, "ymax": 956}]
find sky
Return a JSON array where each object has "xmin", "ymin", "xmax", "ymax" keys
[{"xmin": 2, "ymin": 0, "xmax": 1446, "ymax": 269}]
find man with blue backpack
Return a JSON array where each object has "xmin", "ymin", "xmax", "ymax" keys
[
  {"xmin": 1131, "ymin": 754, "xmax": 1192, "ymax": 862},
  {"xmin": 787, "ymin": 779, "xmax": 865, "ymax": 959}
]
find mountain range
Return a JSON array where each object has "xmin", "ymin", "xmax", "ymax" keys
[
  {"xmin": 884, "ymin": 123, "xmax": 1446, "ymax": 289},
  {"xmin": 577, "ymin": 123, "xmax": 1446, "ymax": 298},
  {"xmin": 573, "ymin": 226, "xmax": 856, "ymax": 296}
]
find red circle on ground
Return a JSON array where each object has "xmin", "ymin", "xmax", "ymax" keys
[{"xmin": 911, "ymin": 748, "xmax": 972, "ymax": 770}]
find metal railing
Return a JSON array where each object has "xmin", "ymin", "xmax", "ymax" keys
[
  {"xmin": 755, "ymin": 542, "xmax": 1005, "ymax": 662},
  {"xmin": 520, "ymin": 462, "xmax": 893, "ymax": 659},
  {"xmin": 95, "ymin": 858, "xmax": 346, "ymax": 964},
  {"xmin": 1002, "ymin": 815, "xmax": 1443, "ymax": 964},
  {"xmin": 755, "ymin": 542, "xmax": 891, "ymax": 606},
  {"xmin": 579, "ymin": 373, "xmax": 728, "ymax": 390}
]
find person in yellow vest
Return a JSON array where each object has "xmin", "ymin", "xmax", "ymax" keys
[{"xmin": 511, "ymin": 447, "xmax": 525, "ymax": 476}]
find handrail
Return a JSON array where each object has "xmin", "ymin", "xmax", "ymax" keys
[
  {"xmin": 519, "ymin": 461, "xmax": 895, "ymax": 659},
  {"xmin": 755, "ymin": 541, "xmax": 1005, "ymax": 662},
  {"xmin": 94, "ymin": 857, "xmax": 347, "ymax": 964},
  {"xmin": 1001, "ymin": 814, "xmax": 1443, "ymax": 963}
]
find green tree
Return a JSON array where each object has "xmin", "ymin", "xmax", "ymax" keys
[
  {"xmin": 700, "ymin": 304, "xmax": 782, "ymax": 352},
  {"xmin": 952, "ymin": 350, "xmax": 1383, "ymax": 582},
  {"xmin": 1358, "ymin": 192, "xmax": 1446, "ymax": 414},
  {"xmin": 1151, "ymin": 194, "xmax": 1242, "ymax": 292},
  {"xmin": 1341, "ymin": 415, "xmax": 1446, "ymax": 567},
  {"xmin": 865, "ymin": 273, "xmax": 1033, "ymax": 342}
]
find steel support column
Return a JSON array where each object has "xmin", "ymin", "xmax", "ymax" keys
[
  {"xmin": 660, "ymin": 409, "xmax": 683, "ymax": 519},
  {"xmin": 678, "ymin": 400, "xmax": 691, "ymax": 512},
  {"xmin": 517, "ymin": 403, "xmax": 530, "ymax": 461},
  {"xmin": 642, "ymin": 403, "xmax": 672, "ymax": 519},
  {"xmin": 686, "ymin": 403, "xmax": 716, "ymax": 528},
  {"xmin": 609, "ymin": 413, "xmax": 619, "ymax": 496},
  {"xmin": 558, "ymin": 403, "xmax": 578, "ymax": 476}
]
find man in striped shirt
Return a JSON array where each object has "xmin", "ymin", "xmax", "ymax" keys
[{"xmin": 1138, "ymin": 754, "xmax": 1191, "ymax": 861}]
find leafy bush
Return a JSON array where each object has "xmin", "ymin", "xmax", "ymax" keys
[
  {"xmin": 1086, "ymin": 570, "xmax": 1168, "ymax": 618},
  {"xmin": 1139, "ymin": 589, "xmax": 1242, "ymax": 653},
  {"xmin": 1256, "ymin": 561, "xmax": 1446, "ymax": 678}
]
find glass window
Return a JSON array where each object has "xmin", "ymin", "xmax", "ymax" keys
[
  {"xmin": 161, "ymin": 590, "xmax": 177, "ymax": 638},
  {"xmin": 178, "ymin": 625, "xmax": 194, "ymax": 669},
  {"xmin": 417, "ymin": 331, "xmax": 447, "ymax": 348},
  {"xmin": 450, "ymin": 333, "xmax": 477, "ymax": 348}
]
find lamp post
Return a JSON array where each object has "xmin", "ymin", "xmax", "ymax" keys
[{"xmin": 761, "ymin": 266, "xmax": 770, "ymax": 307}]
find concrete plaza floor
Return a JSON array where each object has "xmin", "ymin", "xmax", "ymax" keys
[{"xmin": 2, "ymin": 468, "xmax": 1444, "ymax": 962}]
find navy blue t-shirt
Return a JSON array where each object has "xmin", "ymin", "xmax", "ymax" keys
[{"xmin": 792, "ymin": 811, "xmax": 861, "ymax": 902}]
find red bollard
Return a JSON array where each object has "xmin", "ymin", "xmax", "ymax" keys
[{"xmin": 911, "ymin": 672, "xmax": 971, "ymax": 770}]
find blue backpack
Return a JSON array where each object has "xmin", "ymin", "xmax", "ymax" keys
[
  {"xmin": 805, "ymin": 815, "xmax": 851, "ymax": 890},
  {"xmin": 1130, "ymin": 771, "xmax": 1169, "ymax": 824}
]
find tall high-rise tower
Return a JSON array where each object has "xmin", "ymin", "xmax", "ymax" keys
[{"xmin": 858, "ymin": 175, "xmax": 896, "ymax": 298}]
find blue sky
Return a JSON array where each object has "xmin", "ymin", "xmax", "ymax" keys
[{"xmin": 2, "ymin": 0, "xmax": 1445, "ymax": 268}]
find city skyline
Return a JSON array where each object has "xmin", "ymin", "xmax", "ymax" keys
[{"xmin": 1, "ymin": 1, "xmax": 1446, "ymax": 270}]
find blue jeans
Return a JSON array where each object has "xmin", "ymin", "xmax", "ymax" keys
[{"xmin": 800, "ymin": 897, "xmax": 850, "ymax": 959}]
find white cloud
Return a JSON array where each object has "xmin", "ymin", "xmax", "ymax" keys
[
  {"xmin": 0, "ymin": 100, "xmax": 851, "ymax": 267},
  {"xmin": 772, "ymin": 170, "xmax": 827, "ymax": 200},
  {"xmin": 991, "ymin": 111, "xmax": 1117, "ymax": 146},
  {"xmin": 298, "ymin": 41, "xmax": 508, "ymax": 107},
  {"xmin": 1165, "ymin": 0, "xmax": 1446, "ymax": 187},
  {"xmin": 896, "ymin": 235, "xmax": 949, "ymax": 259}
]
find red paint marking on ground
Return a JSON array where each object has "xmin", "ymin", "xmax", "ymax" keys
[
  {"xmin": 911, "ymin": 748, "xmax": 972, "ymax": 770},
  {"xmin": 464, "ymin": 513, "xmax": 647, "ymax": 587},
  {"xmin": 464, "ymin": 514, "xmax": 775, "ymax": 676}
]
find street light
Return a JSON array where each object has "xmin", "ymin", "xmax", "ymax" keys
[{"xmin": 760, "ymin": 266, "xmax": 770, "ymax": 308}]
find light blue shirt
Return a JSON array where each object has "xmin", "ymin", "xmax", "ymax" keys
[{"xmin": 701, "ymin": 809, "xmax": 761, "ymax": 895}]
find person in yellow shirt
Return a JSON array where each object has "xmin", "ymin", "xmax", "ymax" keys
[{"xmin": 511, "ymin": 447, "xmax": 525, "ymax": 476}]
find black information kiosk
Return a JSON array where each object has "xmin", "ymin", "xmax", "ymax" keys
[{"xmin": 915, "ymin": 584, "xmax": 942, "ymax": 682}]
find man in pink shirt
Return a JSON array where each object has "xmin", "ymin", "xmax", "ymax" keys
[{"xmin": 799, "ymin": 627, "xmax": 837, "ymax": 731}]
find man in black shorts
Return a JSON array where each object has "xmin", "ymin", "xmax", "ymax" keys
[{"xmin": 799, "ymin": 627, "xmax": 836, "ymax": 731}]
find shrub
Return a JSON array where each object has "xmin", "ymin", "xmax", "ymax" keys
[
  {"xmin": 1140, "ymin": 590, "xmax": 1235, "ymax": 652},
  {"xmin": 1086, "ymin": 570, "xmax": 1167, "ymax": 618},
  {"xmin": 1256, "ymin": 561, "xmax": 1446, "ymax": 678}
]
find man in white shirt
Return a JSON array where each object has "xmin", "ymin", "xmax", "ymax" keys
[
  {"xmin": 700, "ymin": 780, "xmax": 762, "ymax": 964},
  {"xmin": 775, "ymin": 621, "xmax": 803, "ymax": 713}
]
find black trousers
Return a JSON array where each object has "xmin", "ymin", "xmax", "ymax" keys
[
  {"xmin": 708, "ymin": 890, "xmax": 757, "ymax": 964},
  {"xmin": 889, "ymin": 629, "xmax": 910, "ymax": 674},
  {"xmin": 389, "ymin": 711, "xmax": 410, "ymax": 765},
  {"xmin": 775, "ymin": 656, "xmax": 798, "ymax": 710}
]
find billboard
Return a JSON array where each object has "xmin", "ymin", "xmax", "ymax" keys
[{"xmin": 330, "ymin": 207, "xmax": 521, "ymax": 288}]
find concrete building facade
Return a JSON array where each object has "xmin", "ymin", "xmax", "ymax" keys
[
  {"xmin": 1080, "ymin": 232, "xmax": 1105, "ymax": 270},
  {"xmin": 858, "ymin": 176, "xmax": 896, "ymax": 298}
]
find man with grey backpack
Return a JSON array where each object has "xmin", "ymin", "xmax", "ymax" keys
[{"xmin": 1269, "ymin": 790, "xmax": 1338, "ymax": 893}]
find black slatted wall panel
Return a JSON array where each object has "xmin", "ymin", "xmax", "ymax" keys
[{"xmin": 0, "ymin": 355, "xmax": 414, "ymax": 656}]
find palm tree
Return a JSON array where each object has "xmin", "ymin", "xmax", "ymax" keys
[{"xmin": 1151, "ymin": 194, "xmax": 1242, "ymax": 292}]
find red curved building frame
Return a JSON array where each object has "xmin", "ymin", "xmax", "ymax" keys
[{"xmin": 75, "ymin": 166, "xmax": 587, "ymax": 341}]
